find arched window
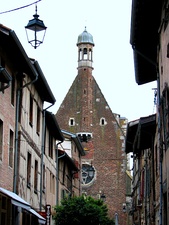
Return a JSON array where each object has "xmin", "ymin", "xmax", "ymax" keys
[
  {"xmin": 69, "ymin": 118, "xmax": 75, "ymax": 126},
  {"xmin": 100, "ymin": 117, "xmax": 107, "ymax": 126},
  {"xmin": 89, "ymin": 49, "xmax": 92, "ymax": 60},
  {"xmin": 83, "ymin": 48, "xmax": 87, "ymax": 60},
  {"xmin": 79, "ymin": 49, "xmax": 82, "ymax": 60}
]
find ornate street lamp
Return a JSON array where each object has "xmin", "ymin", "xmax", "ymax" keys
[{"xmin": 25, "ymin": 4, "xmax": 47, "ymax": 49}]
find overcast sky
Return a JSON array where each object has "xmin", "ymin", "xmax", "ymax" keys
[{"xmin": 0, "ymin": 0, "xmax": 157, "ymax": 122}]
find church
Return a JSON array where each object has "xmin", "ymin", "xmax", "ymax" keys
[{"xmin": 56, "ymin": 28, "xmax": 129, "ymax": 224}]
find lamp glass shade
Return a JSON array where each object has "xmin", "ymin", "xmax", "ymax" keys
[{"xmin": 25, "ymin": 14, "xmax": 47, "ymax": 48}]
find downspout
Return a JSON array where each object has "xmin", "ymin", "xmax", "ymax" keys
[
  {"xmin": 144, "ymin": 151, "xmax": 147, "ymax": 225},
  {"xmin": 40, "ymin": 103, "xmax": 54, "ymax": 211},
  {"xmin": 13, "ymin": 73, "xmax": 38, "ymax": 194},
  {"xmin": 56, "ymin": 142, "xmax": 65, "ymax": 206},
  {"xmin": 151, "ymin": 133, "xmax": 156, "ymax": 223},
  {"xmin": 157, "ymin": 69, "xmax": 163, "ymax": 225}
]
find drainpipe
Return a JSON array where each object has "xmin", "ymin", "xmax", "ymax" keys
[
  {"xmin": 40, "ymin": 103, "xmax": 54, "ymax": 211},
  {"xmin": 13, "ymin": 72, "xmax": 38, "ymax": 194},
  {"xmin": 151, "ymin": 132, "xmax": 156, "ymax": 223},
  {"xmin": 144, "ymin": 152, "xmax": 147, "ymax": 225},
  {"xmin": 157, "ymin": 70, "xmax": 163, "ymax": 225},
  {"xmin": 56, "ymin": 142, "xmax": 64, "ymax": 206}
]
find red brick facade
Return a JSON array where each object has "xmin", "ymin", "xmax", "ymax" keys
[
  {"xmin": 0, "ymin": 69, "xmax": 15, "ymax": 192},
  {"xmin": 56, "ymin": 29, "xmax": 128, "ymax": 224}
]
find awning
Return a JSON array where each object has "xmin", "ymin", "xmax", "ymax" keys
[
  {"xmin": 125, "ymin": 119, "xmax": 139, "ymax": 154},
  {"xmin": 0, "ymin": 187, "xmax": 46, "ymax": 224},
  {"xmin": 130, "ymin": 0, "xmax": 161, "ymax": 85},
  {"xmin": 29, "ymin": 208, "xmax": 46, "ymax": 224},
  {"xmin": 0, "ymin": 187, "xmax": 30, "ymax": 210},
  {"xmin": 125, "ymin": 114, "xmax": 156, "ymax": 154}
]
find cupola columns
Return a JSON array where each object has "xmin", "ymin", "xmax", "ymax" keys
[{"xmin": 77, "ymin": 28, "xmax": 94, "ymax": 69}]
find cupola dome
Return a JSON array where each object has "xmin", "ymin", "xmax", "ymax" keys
[{"xmin": 77, "ymin": 27, "xmax": 94, "ymax": 46}]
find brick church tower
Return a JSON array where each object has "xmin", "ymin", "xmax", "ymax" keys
[{"xmin": 56, "ymin": 28, "xmax": 128, "ymax": 224}]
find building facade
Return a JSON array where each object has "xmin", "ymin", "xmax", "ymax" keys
[
  {"xmin": 125, "ymin": 114, "xmax": 156, "ymax": 225},
  {"xmin": 0, "ymin": 24, "xmax": 55, "ymax": 225},
  {"xmin": 56, "ymin": 130, "xmax": 85, "ymax": 204},
  {"xmin": 125, "ymin": 1, "xmax": 169, "ymax": 225},
  {"xmin": 0, "ymin": 24, "xmax": 85, "ymax": 225},
  {"xmin": 56, "ymin": 28, "xmax": 129, "ymax": 224}
]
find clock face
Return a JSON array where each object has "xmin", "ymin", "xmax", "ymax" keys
[{"xmin": 81, "ymin": 164, "xmax": 96, "ymax": 186}]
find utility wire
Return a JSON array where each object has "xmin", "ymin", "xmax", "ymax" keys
[{"xmin": 0, "ymin": 0, "xmax": 42, "ymax": 15}]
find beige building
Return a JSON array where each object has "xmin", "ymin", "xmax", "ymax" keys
[
  {"xmin": 0, "ymin": 23, "xmax": 86, "ymax": 225},
  {"xmin": 0, "ymin": 23, "xmax": 54, "ymax": 224},
  {"xmin": 56, "ymin": 130, "xmax": 85, "ymax": 204}
]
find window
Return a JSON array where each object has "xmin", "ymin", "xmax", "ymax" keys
[
  {"xmin": 61, "ymin": 189, "xmax": 66, "ymax": 200},
  {"xmin": 69, "ymin": 118, "xmax": 75, "ymax": 126},
  {"xmin": 101, "ymin": 118, "xmax": 105, "ymax": 125},
  {"xmin": 52, "ymin": 174, "xmax": 55, "ymax": 194},
  {"xmin": 27, "ymin": 152, "xmax": 31, "ymax": 187},
  {"xmin": 36, "ymin": 106, "xmax": 41, "ymax": 134},
  {"xmin": 34, "ymin": 160, "xmax": 38, "ymax": 193},
  {"xmin": 100, "ymin": 117, "xmax": 106, "ymax": 126},
  {"xmin": 0, "ymin": 59, "xmax": 5, "ymax": 94},
  {"xmin": 49, "ymin": 133, "xmax": 53, "ymax": 159},
  {"xmin": 29, "ymin": 94, "xmax": 33, "ymax": 126},
  {"xmin": 83, "ymin": 48, "xmax": 87, "ymax": 60},
  {"xmin": 74, "ymin": 160, "xmax": 79, "ymax": 178},
  {"xmin": 9, "ymin": 129, "xmax": 14, "ymax": 168},
  {"xmin": 11, "ymin": 75, "xmax": 15, "ymax": 106},
  {"xmin": 79, "ymin": 49, "xmax": 82, "ymax": 60},
  {"xmin": 81, "ymin": 164, "xmax": 96, "ymax": 186},
  {"xmin": 162, "ymin": 83, "xmax": 169, "ymax": 147},
  {"xmin": 44, "ymin": 127, "xmax": 46, "ymax": 155},
  {"xmin": 0, "ymin": 195, "xmax": 10, "ymax": 225},
  {"xmin": 77, "ymin": 132, "xmax": 92, "ymax": 142},
  {"xmin": 50, "ymin": 172, "xmax": 55, "ymax": 194},
  {"xmin": 0, "ymin": 119, "xmax": 3, "ymax": 161},
  {"xmin": 66, "ymin": 170, "xmax": 72, "ymax": 192},
  {"xmin": 43, "ymin": 164, "xmax": 46, "ymax": 192},
  {"xmin": 89, "ymin": 49, "xmax": 92, "ymax": 60},
  {"xmin": 22, "ymin": 210, "xmax": 30, "ymax": 225},
  {"xmin": 155, "ymin": 145, "xmax": 158, "ymax": 175}
]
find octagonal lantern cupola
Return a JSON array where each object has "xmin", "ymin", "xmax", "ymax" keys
[{"xmin": 77, "ymin": 27, "xmax": 94, "ymax": 69}]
